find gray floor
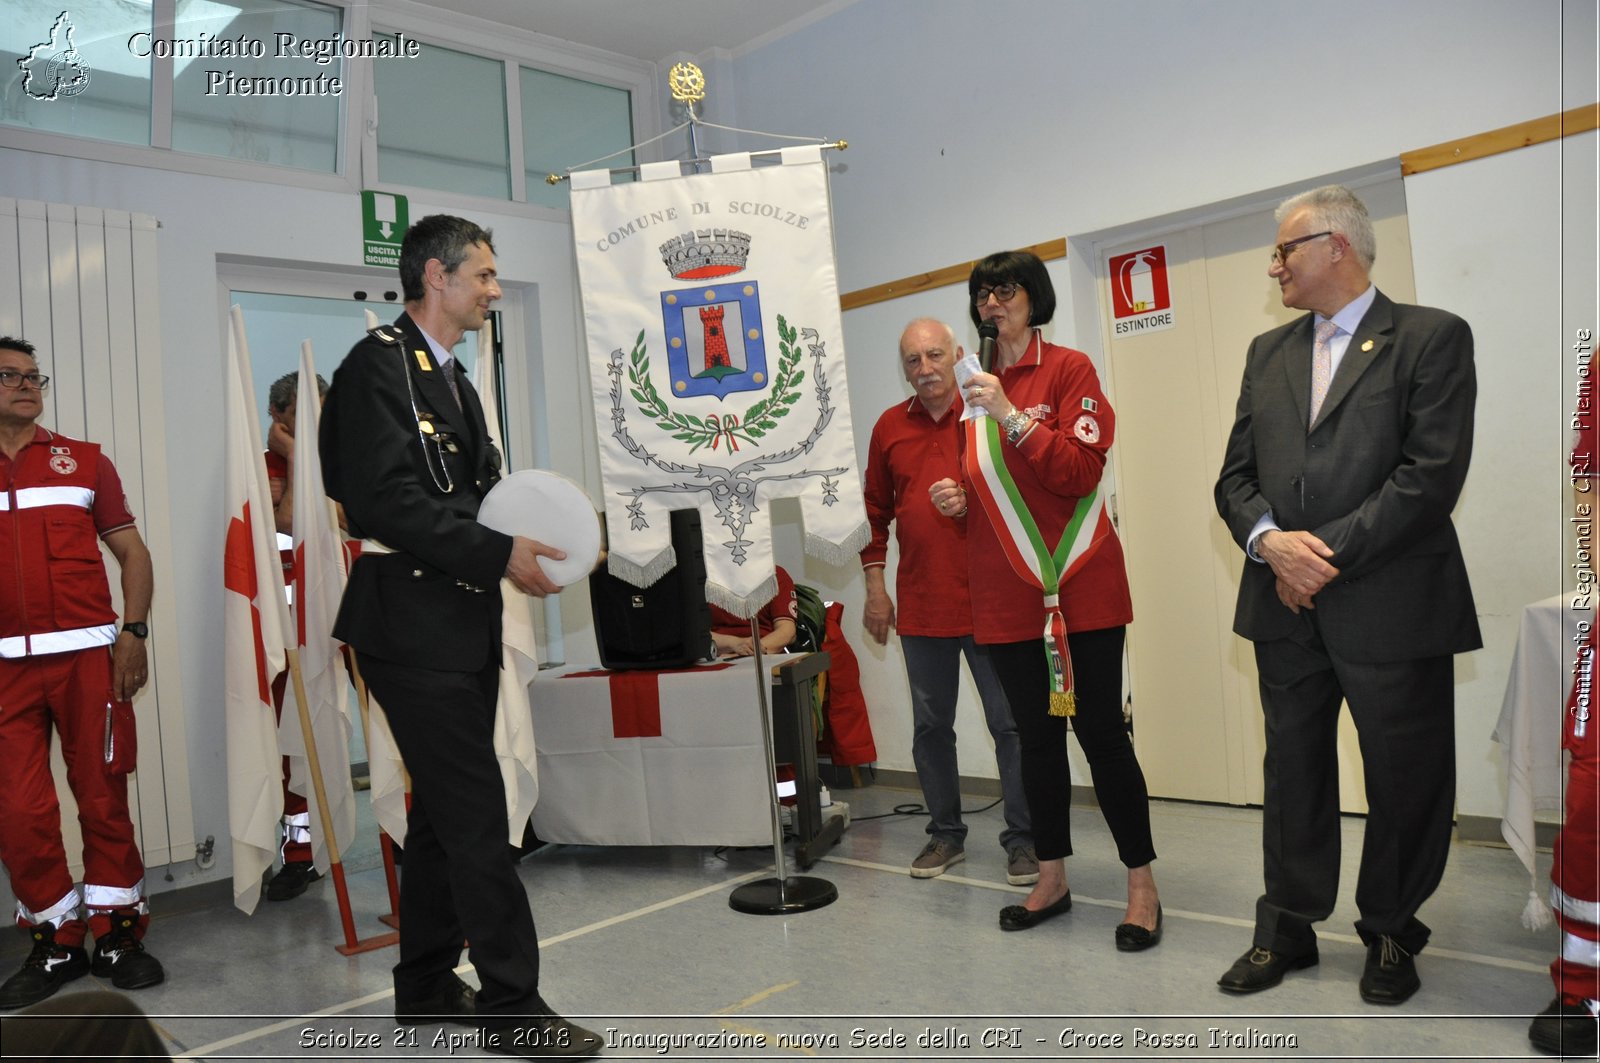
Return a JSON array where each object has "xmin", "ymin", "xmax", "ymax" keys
[{"xmin": 0, "ymin": 784, "xmax": 1572, "ymax": 1061}]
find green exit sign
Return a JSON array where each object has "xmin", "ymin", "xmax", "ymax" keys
[{"xmin": 362, "ymin": 191, "xmax": 408, "ymax": 267}]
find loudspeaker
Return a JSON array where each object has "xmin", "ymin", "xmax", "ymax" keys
[{"xmin": 589, "ymin": 507, "xmax": 714, "ymax": 670}]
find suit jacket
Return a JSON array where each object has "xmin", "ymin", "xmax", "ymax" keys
[
  {"xmin": 1215, "ymin": 289, "xmax": 1482, "ymax": 663},
  {"xmin": 321, "ymin": 312, "xmax": 513, "ymax": 670}
]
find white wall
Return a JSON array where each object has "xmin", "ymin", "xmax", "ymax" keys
[
  {"xmin": 0, "ymin": 0, "xmax": 1588, "ymax": 897},
  {"xmin": 715, "ymin": 0, "xmax": 1586, "ymax": 821}
]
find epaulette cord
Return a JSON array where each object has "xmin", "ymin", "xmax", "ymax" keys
[{"xmin": 368, "ymin": 325, "xmax": 401, "ymax": 345}]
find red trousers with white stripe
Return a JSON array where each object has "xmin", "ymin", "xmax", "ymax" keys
[
  {"xmin": 0, "ymin": 648, "xmax": 144, "ymax": 947},
  {"xmin": 1553, "ymin": 633, "xmax": 1600, "ymax": 1002}
]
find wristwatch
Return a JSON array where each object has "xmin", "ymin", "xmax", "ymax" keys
[
  {"xmin": 1001, "ymin": 409, "xmax": 1032, "ymax": 445},
  {"xmin": 122, "ymin": 621, "xmax": 149, "ymax": 639}
]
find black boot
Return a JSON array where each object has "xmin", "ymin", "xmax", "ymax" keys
[{"xmin": 90, "ymin": 910, "xmax": 164, "ymax": 991}]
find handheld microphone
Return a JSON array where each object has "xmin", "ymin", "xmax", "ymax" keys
[{"xmin": 976, "ymin": 322, "xmax": 999, "ymax": 374}]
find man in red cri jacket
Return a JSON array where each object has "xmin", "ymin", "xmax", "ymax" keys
[{"xmin": 0, "ymin": 336, "xmax": 164, "ymax": 1009}]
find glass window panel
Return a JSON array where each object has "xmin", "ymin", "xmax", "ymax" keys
[
  {"xmin": 1, "ymin": 0, "xmax": 152, "ymax": 146},
  {"xmin": 520, "ymin": 67, "xmax": 633, "ymax": 209},
  {"xmin": 374, "ymin": 35, "xmax": 509, "ymax": 200},
  {"xmin": 170, "ymin": 0, "xmax": 342, "ymax": 172}
]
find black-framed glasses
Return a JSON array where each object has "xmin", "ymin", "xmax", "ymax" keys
[
  {"xmin": 974, "ymin": 281, "xmax": 1022, "ymax": 304},
  {"xmin": 0, "ymin": 370, "xmax": 49, "ymax": 390},
  {"xmin": 1271, "ymin": 231, "xmax": 1332, "ymax": 266}
]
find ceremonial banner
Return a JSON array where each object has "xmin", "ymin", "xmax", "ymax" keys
[
  {"xmin": 221, "ymin": 308, "xmax": 290, "ymax": 914},
  {"xmin": 571, "ymin": 147, "xmax": 867, "ymax": 614}
]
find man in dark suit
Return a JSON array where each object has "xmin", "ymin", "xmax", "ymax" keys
[
  {"xmin": 1214, "ymin": 185, "xmax": 1480, "ymax": 1005},
  {"xmin": 321, "ymin": 215, "xmax": 601, "ymax": 1057}
]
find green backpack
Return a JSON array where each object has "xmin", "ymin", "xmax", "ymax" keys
[{"xmin": 791, "ymin": 582, "xmax": 828, "ymax": 654}]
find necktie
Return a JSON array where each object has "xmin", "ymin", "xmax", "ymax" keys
[
  {"xmin": 1309, "ymin": 319, "xmax": 1338, "ymax": 425},
  {"xmin": 440, "ymin": 357, "xmax": 462, "ymax": 409}
]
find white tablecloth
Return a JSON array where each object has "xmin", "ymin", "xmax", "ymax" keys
[
  {"xmin": 527, "ymin": 658, "xmax": 773, "ymax": 846},
  {"xmin": 1492, "ymin": 593, "xmax": 1584, "ymax": 887}
]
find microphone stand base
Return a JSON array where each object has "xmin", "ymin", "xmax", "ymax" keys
[{"xmin": 729, "ymin": 875, "xmax": 838, "ymax": 915}]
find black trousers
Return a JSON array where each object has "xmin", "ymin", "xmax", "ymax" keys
[
  {"xmin": 990, "ymin": 627, "xmax": 1156, "ymax": 868},
  {"xmin": 1251, "ymin": 612, "xmax": 1456, "ymax": 956},
  {"xmin": 359, "ymin": 653, "xmax": 544, "ymax": 1019}
]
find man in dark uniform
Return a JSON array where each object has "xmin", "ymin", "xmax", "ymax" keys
[{"xmin": 320, "ymin": 215, "xmax": 600, "ymax": 1058}]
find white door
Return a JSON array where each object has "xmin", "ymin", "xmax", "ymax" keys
[{"xmin": 1099, "ymin": 179, "xmax": 1418, "ymax": 808}]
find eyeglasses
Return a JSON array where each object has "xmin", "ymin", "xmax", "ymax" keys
[
  {"xmin": 974, "ymin": 281, "xmax": 1022, "ymax": 304},
  {"xmin": 1270, "ymin": 231, "xmax": 1332, "ymax": 266},
  {"xmin": 0, "ymin": 370, "xmax": 49, "ymax": 390}
]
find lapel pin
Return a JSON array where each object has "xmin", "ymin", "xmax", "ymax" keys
[
  {"xmin": 1361, "ymin": 340, "xmax": 1374, "ymax": 352},
  {"xmin": 414, "ymin": 349, "xmax": 433, "ymax": 371}
]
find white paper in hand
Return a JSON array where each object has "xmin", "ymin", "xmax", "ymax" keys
[{"xmin": 954, "ymin": 352, "xmax": 988, "ymax": 421}]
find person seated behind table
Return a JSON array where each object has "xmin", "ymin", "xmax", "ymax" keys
[{"xmin": 708, "ymin": 565, "xmax": 798, "ymax": 658}]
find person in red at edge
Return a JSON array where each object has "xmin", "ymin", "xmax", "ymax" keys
[
  {"xmin": 1529, "ymin": 393, "xmax": 1600, "ymax": 1057},
  {"xmin": 931, "ymin": 251, "xmax": 1163, "ymax": 948},
  {"xmin": 708, "ymin": 565, "xmax": 798, "ymax": 658},
  {"xmin": 261, "ymin": 370, "xmax": 329, "ymax": 902},
  {"xmin": 0, "ymin": 336, "xmax": 164, "ymax": 1009}
]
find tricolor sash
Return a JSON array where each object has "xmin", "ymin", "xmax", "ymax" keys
[{"xmin": 965, "ymin": 414, "xmax": 1109, "ymax": 716}]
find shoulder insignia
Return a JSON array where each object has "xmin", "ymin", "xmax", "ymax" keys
[
  {"xmin": 1081, "ymin": 397, "xmax": 1098, "ymax": 413},
  {"xmin": 367, "ymin": 326, "xmax": 401, "ymax": 346}
]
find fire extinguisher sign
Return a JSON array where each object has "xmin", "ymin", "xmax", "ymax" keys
[{"xmin": 1109, "ymin": 245, "xmax": 1176, "ymax": 336}]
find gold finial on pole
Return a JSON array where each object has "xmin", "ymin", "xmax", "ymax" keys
[{"xmin": 668, "ymin": 61, "xmax": 706, "ymax": 105}]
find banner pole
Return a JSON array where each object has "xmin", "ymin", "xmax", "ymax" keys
[{"xmin": 729, "ymin": 622, "xmax": 837, "ymax": 915}]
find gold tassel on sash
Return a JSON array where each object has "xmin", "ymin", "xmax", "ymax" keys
[{"xmin": 1043, "ymin": 594, "xmax": 1075, "ymax": 717}]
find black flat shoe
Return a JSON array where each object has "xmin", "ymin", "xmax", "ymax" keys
[
  {"xmin": 999, "ymin": 890, "xmax": 1072, "ymax": 931},
  {"xmin": 1114, "ymin": 903, "xmax": 1163, "ymax": 952}
]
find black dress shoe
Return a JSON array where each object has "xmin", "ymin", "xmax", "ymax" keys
[
  {"xmin": 394, "ymin": 973, "xmax": 477, "ymax": 1026},
  {"xmin": 484, "ymin": 1013, "xmax": 604, "ymax": 1058},
  {"xmin": 1217, "ymin": 945, "xmax": 1318, "ymax": 993},
  {"xmin": 1359, "ymin": 936, "xmax": 1420, "ymax": 1005},
  {"xmin": 1114, "ymin": 903, "xmax": 1162, "ymax": 952},
  {"xmin": 1529, "ymin": 996, "xmax": 1598, "ymax": 1057},
  {"xmin": 998, "ymin": 890, "xmax": 1072, "ymax": 931}
]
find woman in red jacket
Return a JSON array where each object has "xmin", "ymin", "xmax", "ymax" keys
[{"xmin": 931, "ymin": 251, "xmax": 1161, "ymax": 948}]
